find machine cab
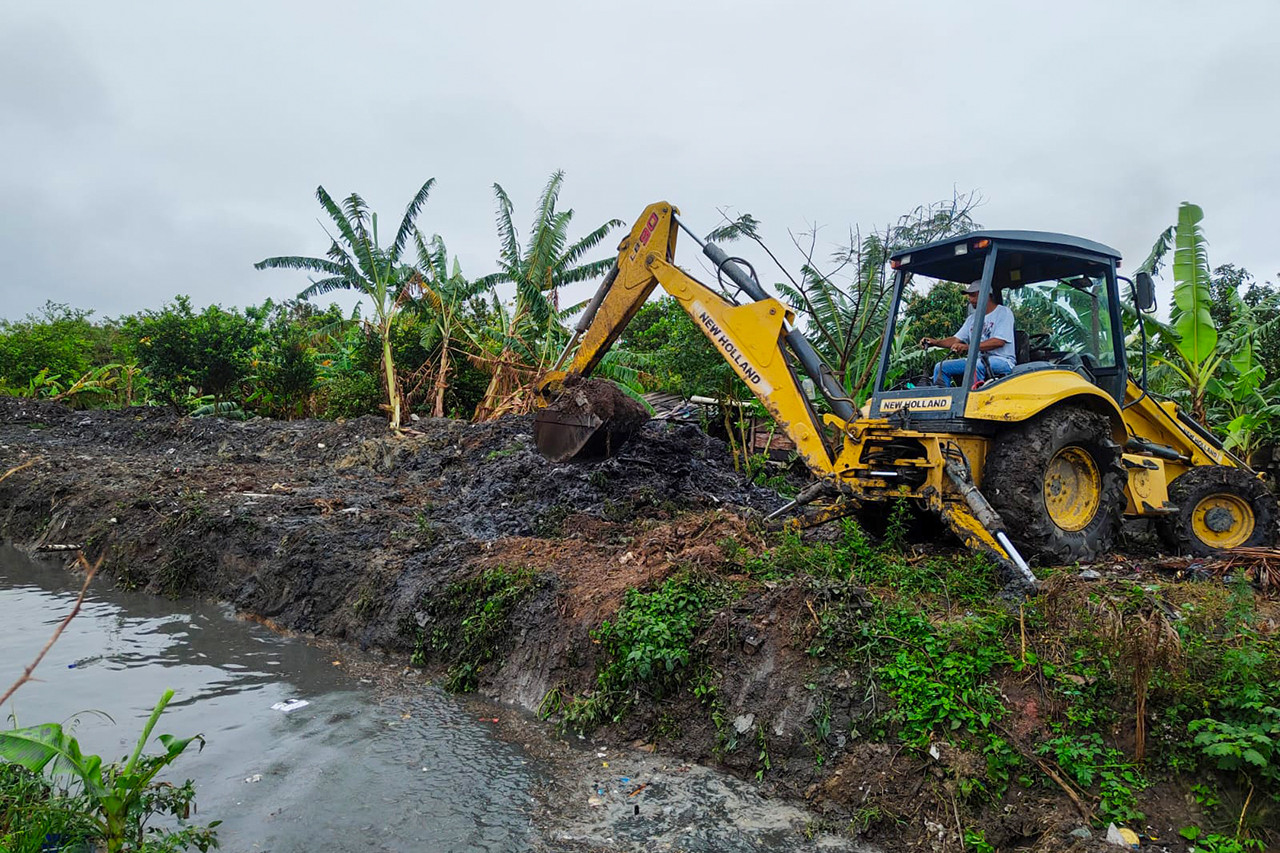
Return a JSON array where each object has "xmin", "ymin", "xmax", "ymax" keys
[{"xmin": 870, "ymin": 231, "xmax": 1127, "ymax": 424}]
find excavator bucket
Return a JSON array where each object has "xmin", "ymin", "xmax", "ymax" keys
[
  {"xmin": 534, "ymin": 377, "xmax": 650, "ymax": 463},
  {"xmin": 534, "ymin": 408, "xmax": 604, "ymax": 463}
]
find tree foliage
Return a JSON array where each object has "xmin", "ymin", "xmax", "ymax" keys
[
  {"xmin": 0, "ymin": 303, "xmax": 115, "ymax": 395},
  {"xmin": 256, "ymin": 181, "xmax": 436, "ymax": 429},
  {"xmin": 469, "ymin": 171, "xmax": 621, "ymax": 419},
  {"xmin": 621, "ymin": 296, "xmax": 746, "ymax": 400},
  {"xmin": 128, "ymin": 296, "xmax": 258, "ymax": 411}
]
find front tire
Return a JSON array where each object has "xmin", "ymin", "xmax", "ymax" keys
[
  {"xmin": 1157, "ymin": 465, "xmax": 1276, "ymax": 556},
  {"xmin": 982, "ymin": 406, "xmax": 1126, "ymax": 563}
]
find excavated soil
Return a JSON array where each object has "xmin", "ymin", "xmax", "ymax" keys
[
  {"xmin": 537, "ymin": 375, "xmax": 652, "ymax": 462},
  {"xmin": 0, "ymin": 398, "xmax": 1249, "ymax": 852}
]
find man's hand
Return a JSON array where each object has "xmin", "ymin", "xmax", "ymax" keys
[
  {"xmin": 919, "ymin": 337, "xmax": 932, "ymax": 350},
  {"xmin": 949, "ymin": 341, "xmax": 967, "ymax": 354}
]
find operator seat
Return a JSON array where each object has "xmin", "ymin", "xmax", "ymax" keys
[{"xmin": 1014, "ymin": 330, "xmax": 1029, "ymax": 365}]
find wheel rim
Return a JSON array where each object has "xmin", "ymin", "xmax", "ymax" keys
[
  {"xmin": 1043, "ymin": 446, "xmax": 1101, "ymax": 532},
  {"xmin": 1191, "ymin": 493, "xmax": 1255, "ymax": 550}
]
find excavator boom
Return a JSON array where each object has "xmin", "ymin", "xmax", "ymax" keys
[{"xmin": 537, "ymin": 202, "xmax": 842, "ymax": 474}]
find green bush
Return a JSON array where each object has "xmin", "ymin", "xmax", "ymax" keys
[
  {"xmin": 0, "ymin": 690, "xmax": 219, "ymax": 852},
  {"xmin": 565, "ymin": 573, "xmax": 719, "ymax": 730},
  {"xmin": 319, "ymin": 370, "xmax": 382, "ymax": 419},
  {"xmin": 1191, "ymin": 703, "xmax": 1280, "ymax": 788},
  {"xmin": 0, "ymin": 303, "xmax": 112, "ymax": 395},
  {"xmin": 256, "ymin": 324, "xmax": 319, "ymax": 418},
  {"xmin": 410, "ymin": 567, "xmax": 540, "ymax": 692},
  {"xmin": 0, "ymin": 763, "xmax": 96, "ymax": 851},
  {"xmin": 129, "ymin": 296, "xmax": 260, "ymax": 410}
]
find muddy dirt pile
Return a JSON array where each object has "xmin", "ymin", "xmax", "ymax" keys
[
  {"xmin": 535, "ymin": 375, "xmax": 652, "ymax": 463},
  {"xmin": 0, "ymin": 397, "xmax": 780, "ymax": 647}
]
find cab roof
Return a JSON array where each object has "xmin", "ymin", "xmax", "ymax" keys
[{"xmin": 889, "ymin": 230, "xmax": 1122, "ymax": 287}]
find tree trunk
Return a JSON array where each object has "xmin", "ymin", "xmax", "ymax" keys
[
  {"xmin": 473, "ymin": 350, "xmax": 537, "ymax": 421},
  {"xmin": 432, "ymin": 340, "xmax": 450, "ymax": 418},
  {"xmin": 1193, "ymin": 386, "xmax": 1207, "ymax": 426},
  {"xmin": 381, "ymin": 330, "xmax": 401, "ymax": 430}
]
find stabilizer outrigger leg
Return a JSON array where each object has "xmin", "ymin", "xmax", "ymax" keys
[{"xmin": 940, "ymin": 458, "xmax": 1037, "ymax": 588}]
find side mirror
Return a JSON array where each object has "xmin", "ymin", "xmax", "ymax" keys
[{"xmin": 1134, "ymin": 271, "xmax": 1155, "ymax": 312}]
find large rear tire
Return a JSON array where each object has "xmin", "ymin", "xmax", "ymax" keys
[
  {"xmin": 982, "ymin": 406, "xmax": 1126, "ymax": 563},
  {"xmin": 1156, "ymin": 465, "xmax": 1276, "ymax": 556}
]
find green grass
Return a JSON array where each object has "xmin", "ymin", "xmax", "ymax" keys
[
  {"xmin": 563, "ymin": 572, "xmax": 725, "ymax": 731},
  {"xmin": 408, "ymin": 566, "xmax": 542, "ymax": 692}
]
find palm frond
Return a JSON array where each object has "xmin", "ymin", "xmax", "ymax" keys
[
  {"xmin": 391, "ymin": 178, "xmax": 436, "ymax": 264},
  {"xmin": 559, "ymin": 218, "xmax": 623, "ymax": 270},
  {"xmin": 1136, "ymin": 225, "xmax": 1175, "ymax": 277},
  {"xmin": 516, "ymin": 279, "xmax": 555, "ymax": 327},
  {"xmin": 315, "ymin": 186, "xmax": 377, "ymax": 283},
  {"xmin": 527, "ymin": 170, "xmax": 565, "ymax": 258},
  {"xmin": 491, "ymin": 183, "xmax": 522, "ymax": 269},
  {"xmin": 413, "ymin": 230, "xmax": 444, "ymax": 280},
  {"xmin": 298, "ymin": 276, "xmax": 356, "ymax": 300},
  {"xmin": 552, "ymin": 257, "xmax": 616, "ymax": 286},
  {"xmin": 322, "ymin": 239, "xmax": 362, "ymax": 278},
  {"xmin": 1171, "ymin": 202, "xmax": 1217, "ymax": 364},
  {"xmin": 341, "ymin": 192, "xmax": 370, "ymax": 230},
  {"xmin": 253, "ymin": 255, "xmax": 348, "ymax": 276},
  {"xmin": 527, "ymin": 203, "xmax": 570, "ymax": 291},
  {"xmin": 594, "ymin": 354, "xmax": 648, "ymax": 396}
]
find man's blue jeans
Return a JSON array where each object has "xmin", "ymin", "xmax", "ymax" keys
[{"xmin": 932, "ymin": 355, "xmax": 1014, "ymax": 387}]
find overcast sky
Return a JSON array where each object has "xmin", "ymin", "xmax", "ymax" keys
[{"xmin": 2, "ymin": 0, "xmax": 1277, "ymax": 322}]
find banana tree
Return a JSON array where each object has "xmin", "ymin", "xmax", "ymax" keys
[
  {"xmin": 408, "ymin": 233, "xmax": 491, "ymax": 418},
  {"xmin": 0, "ymin": 690, "xmax": 214, "ymax": 852},
  {"xmin": 1152, "ymin": 203, "xmax": 1221, "ymax": 425},
  {"xmin": 256, "ymin": 181, "xmax": 435, "ymax": 430},
  {"xmin": 1207, "ymin": 287, "xmax": 1280, "ymax": 456},
  {"xmin": 470, "ymin": 171, "xmax": 621, "ymax": 419}
]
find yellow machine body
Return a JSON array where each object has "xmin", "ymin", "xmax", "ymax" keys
[{"xmin": 538, "ymin": 202, "xmax": 1266, "ymax": 570}]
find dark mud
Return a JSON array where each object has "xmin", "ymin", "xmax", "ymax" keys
[
  {"xmin": 0, "ymin": 398, "xmax": 776, "ymax": 649},
  {"xmin": 1, "ymin": 398, "xmax": 1246, "ymax": 852},
  {"xmin": 535, "ymin": 375, "xmax": 652, "ymax": 462}
]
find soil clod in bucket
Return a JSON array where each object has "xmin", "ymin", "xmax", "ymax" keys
[{"xmin": 535, "ymin": 376, "xmax": 650, "ymax": 463}]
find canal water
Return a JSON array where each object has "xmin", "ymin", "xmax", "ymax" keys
[
  {"xmin": 1, "ymin": 546, "xmax": 536, "ymax": 851},
  {"xmin": 1, "ymin": 547, "xmax": 867, "ymax": 852}
]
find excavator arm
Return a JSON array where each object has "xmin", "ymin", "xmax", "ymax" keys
[
  {"xmin": 537, "ymin": 201, "xmax": 843, "ymax": 475},
  {"xmin": 536, "ymin": 201, "xmax": 1039, "ymax": 588}
]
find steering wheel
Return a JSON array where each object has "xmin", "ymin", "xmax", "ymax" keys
[{"xmin": 889, "ymin": 373, "xmax": 934, "ymax": 392}]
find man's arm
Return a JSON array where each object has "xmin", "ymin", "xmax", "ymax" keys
[
  {"xmin": 922, "ymin": 334, "xmax": 963, "ymax": 350},
  {"xmin": 923, "ymin": 315, "xmax": 974, "ymax": 351},
  {"xmin": 976, "ymin": 336, "xmax": 1008, "ymax": 352}
]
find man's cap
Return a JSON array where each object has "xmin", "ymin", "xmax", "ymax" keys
[{"xmin": 963, "ymin": 280, "xmax": 983, "ymax": 294}]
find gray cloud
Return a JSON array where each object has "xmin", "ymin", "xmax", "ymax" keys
[{"xmin": 1, "ymin": 0, "xmax": 1277, "ymax": 323}]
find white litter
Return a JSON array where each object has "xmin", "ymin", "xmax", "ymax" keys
[{"xmin": 271, "ymin": 699, "xmax": 310, "ymax": 712}]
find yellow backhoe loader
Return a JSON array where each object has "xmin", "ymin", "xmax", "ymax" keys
[{"xmin": 535, "ymin": 202, "xmax": 1276, "ymax": 582}]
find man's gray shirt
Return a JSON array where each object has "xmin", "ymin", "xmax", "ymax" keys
[{"xmin": 955, "ymin": 304, "xmax": 1016, "ymax": 361}]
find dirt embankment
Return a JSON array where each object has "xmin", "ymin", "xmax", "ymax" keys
[
  {"xmin": 0, "ymin": 396, "xmax": 776, "ymax": 645},
  {"xmin": 4, "ymin": 398, "xmax": 1270, "ymax": 852}
]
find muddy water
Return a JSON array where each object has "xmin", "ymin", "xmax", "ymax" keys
[
  {"xmin": 0, "ymin": 546, "xmax": 536, "ymax": 851},
  {"xmin": 1, "ymin": 547, "xmax": 869, "ymax": 852}
]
